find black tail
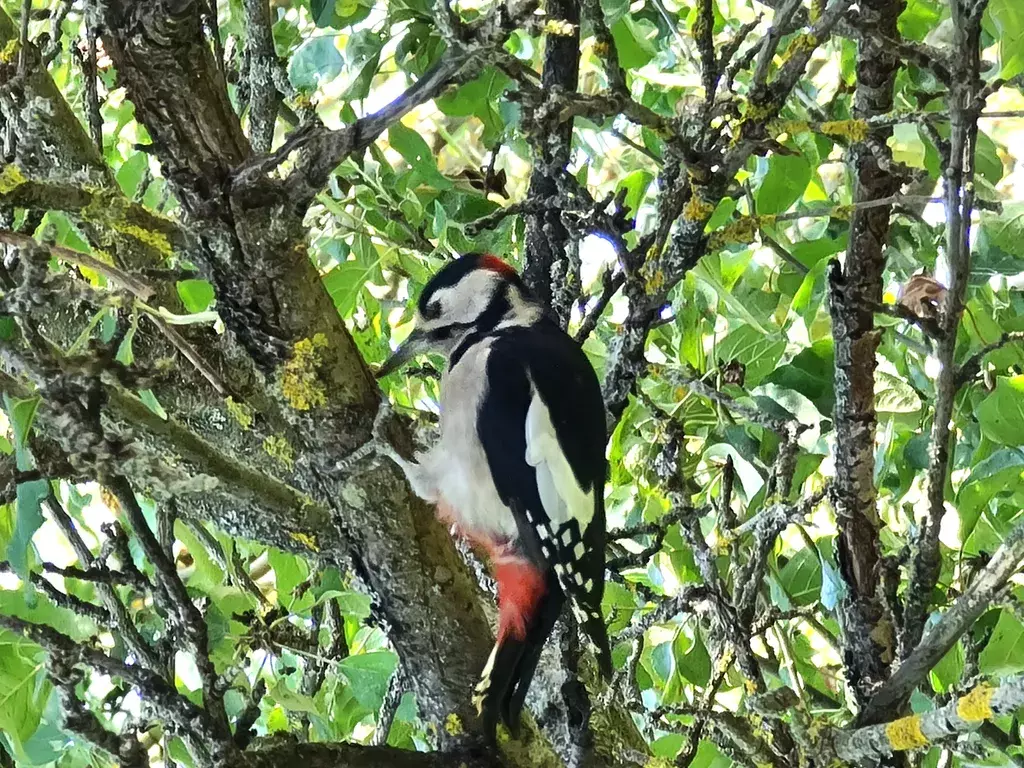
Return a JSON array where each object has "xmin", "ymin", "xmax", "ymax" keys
[
  {"xmin": 579, "ymin": 606, "xmax": 613, "ymax": 680},
  {"xmin": 474, "ymin": 578, "xmax": 563, "ymax": 744}
]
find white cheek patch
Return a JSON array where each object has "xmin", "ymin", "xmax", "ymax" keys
[{"xmin": 429, "ymin": 271, "xmax": 500, "ymax": 325}]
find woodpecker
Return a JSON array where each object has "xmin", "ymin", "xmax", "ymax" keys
[{"xmin": 378, "ymin": 253, "xmax": 613, "ymax": 740}]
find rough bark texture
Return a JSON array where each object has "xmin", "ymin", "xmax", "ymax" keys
[
  {"xmin": 521, "ymin": 0, "xmax": 580, "ymax": 328},
  {"xmin": 0, "ymin": 4, "xmax": 647, "ymax": 766},
  {"xmin": 2, "ymin": 0, "xmax": 495, "ymax": 747},
  {"xmin": 827, "ymin": 0, "xmax": 905, "ymax": 711},
  {"xmin": 229, "ymin": 742, "xmax": 500, "ymax": 768},
  {"xmin": 4, "ymin": 0, "xmax": 1011, "ymax": 766}
]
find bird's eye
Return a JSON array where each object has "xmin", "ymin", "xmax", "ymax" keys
[{"xmin": 423, "ymin": 300, "xmax": 442, "ymax": 320}]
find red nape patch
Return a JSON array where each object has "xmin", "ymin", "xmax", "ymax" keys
[
  {"xmin": 480, "ymin": 254, "xmax": 517, "ymax": 278},
  {"xmin": 493, "ymin": 559, "xmax": 547, "ymax": 642}
]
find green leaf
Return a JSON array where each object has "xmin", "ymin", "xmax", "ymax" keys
[
  {"xmin": 270, "ymin": 681, "xmax": 320, "ymax": 714},
  {"xmin": 715, "ymin": 326, "xmax": 786, "ymax": 387},
  {"xmin": 435, "ymin": 68, "xmax": 512, "ymax": 145},
  {"xmin": 650, "ymin": 637, "xmax": 675, "ymax": 684},
  {"xmin": 899, "ymin": 0, "xmax": 944, "ymax": 40},
  {"xmin": 116, "ymin": 315, "xmax": 139, "ymax": 366},
  {"xmin": 174, "ymin": 520, "xmax": 226, "ymax": 593},
  {"xmin": 177, "ymin": 279, "xmax": 215, "ymax": 313},
  {"xmin": 610, "ymin": 16, "xmax": 657, "ymax": 69},
  {"xmin": 956, "ymin": 449, "xmax": 1024, "ymax": 542},
  {"xmin": 288, "ymin": 36, "xmax": 344, "ymax": 90},
  {"xmin": 977, "ymin": 376, "xmax": 1024, "ymax": 445},
  {"xmin": 314, "ymin": 589, "xmax": 372, "ymax": 619},
  {"xmin": 778, "ymin": 547, "xmax": 821, "ymax": 605},
  {"xmin": 338, "ymin": 29, "xmax": 384, "ymax": 100},
  {"xmin": 0, "ymin": 634, "xmax": 50, "ymax": 760},
  {"xmin": 116, "ymin": 153, "xmax": 150, "ymax": 197},
  {"xmin": 311, "ymin": 0, "xmax": 334, "ymax": 25},
  {"xmin": 616, "ymin": 170, "xmax": 654, "ymax": 218},
  {"xmin": 323, "ymin": 259, "xmax": 380, "ymax": 317},
  {"xmin": 931, "ymin": 641, "xmax": 964, "ymax": 692},
  {"xmin": 987, "ymin": 0, "xmax": 1024, "ymax": 80},
  {"xmin": 139, "ymin": 390, "xmax": 168, "ymax": 420},
  {"xmin": 338, "ymin": 651, "xmax": 398, "ymax": 710},
  {"xmin": 269, "ymin": 548, "xmax": 308, "ymax": 606},
  {"xmin": 689, "ymin": 740, "xmax": 731, "ymax": 768},
  {"xmin": 692, "ymin": 262, "xmax": 772, "ymax": 335},
  {"xmin": 387, "ymin": 123, "xmax": 452, "ymax": 190},
  {"xmin": 2, "ymin": 395, "xmax": 46, "ymax": 579},
  {"xmin": 889, "ymin": 124, "xmax": 927, "ymax": 169},
  {"xmin": 875, "ymin": 370, "xmax": 922, "ymax": 414},
  {"xmin": 756, "ymin": 154, "xmax": 811, "ymax": 215},
  {"xmin": 979, "ymin": 611, "xmax": 1024, "ymax": 676},
  {"xmin": 982, "ymin": 202, "xmax": 1024, "ymax": 258},
  {"xmin": 8, "ymin": 480, "xmax": 46, "ymax": 579},
  {"xmin": 650, "ymin": 734, "xmax": 684, "ymax": 760},
  {"xmin": 676, "ymin": 630, "xmax": 711, "ymax": 687},
  {"xmin": 975, "ymin": 130, "xmax": 1004, "ymax": 185},
  {"xmin": 4, "ymin": 395, "xmax": 40, "ymax": 466}
]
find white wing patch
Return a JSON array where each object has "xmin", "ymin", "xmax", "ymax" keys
[{"xmin": 524, "ymin": 387, "xmax": 594, "ymax": 530}]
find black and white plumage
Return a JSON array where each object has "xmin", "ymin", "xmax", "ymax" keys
[{"xmin": 378, "ymin": 253, "xmax": 612, "ymax": 741}]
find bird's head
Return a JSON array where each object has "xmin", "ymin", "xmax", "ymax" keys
[{"xmin": 377, "ymin": 254, "xmax": 537, "ymax": 377}]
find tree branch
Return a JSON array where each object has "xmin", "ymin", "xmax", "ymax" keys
[
  {"xmin": 901, "ymin": 0, "xmax": 986, "ymax": 663},
  {"xmin": 862, "ymin": 508, "xmax": 1024, "ymax": 723}
]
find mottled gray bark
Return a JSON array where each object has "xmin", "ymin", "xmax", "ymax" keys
[
  {"xmin": 827, "ymin": 0, "xmax": 904, "ymax": 711},
  {"xmin": 521, "ymin": 0, "xmax": 580, "ymax": 327}
]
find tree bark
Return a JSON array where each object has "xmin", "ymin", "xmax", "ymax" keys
[
  {"xmin": 827, "ymin": 0, "xmax": 905, "ymax": 712},
  {"xmin": 521, "ymin": 0, "xmax": 580, "ymax": 328}
]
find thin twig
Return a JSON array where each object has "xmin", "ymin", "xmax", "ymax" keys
[
  {"xmin": 83, "ymin": 20, "xmax": 104, "ymax": 154},
  {"xmin": 0, "ymin": 230, "xmax": 154, "ymax": 300},
  {"xmin": 955, "ymin": 331, "xmax": 1024, "ymax": 387}
]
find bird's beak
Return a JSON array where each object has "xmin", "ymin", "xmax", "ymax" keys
[{"xmin": 376, "ymin": 329, "xmax": 428, "ymax": 379}]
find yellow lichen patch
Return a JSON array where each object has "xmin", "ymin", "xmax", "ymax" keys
[
  {"xmin": 744, "ymin": 678, "xmax": 759, "ymax": 695},
  {"xmin": 885, "ymin": 715, "xmax": 928, "ymax": 750},
  {"xmin": 646, "ymin": 758, "xmax": 673, "ymax": 768},
  {"xmin": 82, "ymin": 193, "xmax": 176, "ymax": 258},
  {"xmin": 115, "ymin": 221, "xmax": 174, "ymax": 258},
  {"xmin": 542, "ymin": 18, "xmax": 576, "ymax": 36},
  {"xmin": 644, "ymin": 267, "xmax": 665, "ymax": 294},
  {"xmin": 709, "ymin": 217, "xmax": 757, "ymax": 250},
  {"xmin": 820, "ymin": 119, "xmax": 870, "ymax": 142},
  {"xmin": 744, "ymin": 101, "xmax": 777, "ymax": 123},
  {"xmin": 691, "ymin": 9, "xmax": 709, "ymax": 41},
  {"xmin": 226, "ymin": 397, "xmax": 255, "ymax": 431},
  {"xmin": 263, "ymin": 434, "xmax": 295, "ymax": 470},
  {"xmin": 593, "ymin": 41, "xmax": 610, "ymax": 57},
  {"xmin": 784, "ymin": 33, "xmax": 820, "ymax": 61},
  {"xmin": 956, "ymin": 683, "xmax": 995, "ymax": 722},
  {"xmin": 831, "ymin": 205, "xmax": 853, "ymax": 221},
  {"xmin": 770, "ymin": 119, "xmax": 811, "ymax": 139},
  {"xmin": 287, "ymin": 530, "xmax": 320, "ymax": 553},
  {"xmin": 444, "ymin": 713, "xmax": 464, "ymax": 736},
  {"xmin": 281, "ymin": 333, "xmax": 329, "ymax": 411},
  {"xmin": 0, "ymin": 163, "xmax": 26, "ymax": 195},
  {"xmin": 99, "ymin": 487, "xmax": 121, "ymax": 512},
  {"xmin": 0, "ymin": 39, "xmax": 18, "ymax": 64},
  {"xmin": 683, "ymin": 195, "xmax": 715, "ymax": 223}
]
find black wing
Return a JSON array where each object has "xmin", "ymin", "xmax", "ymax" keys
[{"xmin": 479, "ymin": 321, "xmax": 611, "ymax": 672}]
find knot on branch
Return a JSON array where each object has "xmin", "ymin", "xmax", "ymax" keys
[
  {"xmin": 43, "ymin": 371, "xmax": 135, "ymax": 478},
  {"xmin": 2, "ymin": 241, "xmax": 55, "ymax": 314}
]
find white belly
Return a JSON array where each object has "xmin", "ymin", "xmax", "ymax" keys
[{"xmin": 420, "ymin": 340, "xmax": 519, "ymax": 542}]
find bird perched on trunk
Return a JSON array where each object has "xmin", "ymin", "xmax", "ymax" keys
[{"xmin": 377, "ymin": 253, "xmax": 612, "ymax": 741}]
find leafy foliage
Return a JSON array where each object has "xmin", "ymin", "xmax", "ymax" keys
[{"xmin": 0, "ymin": 0, "xmax": 1023, "ymax": 766}]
